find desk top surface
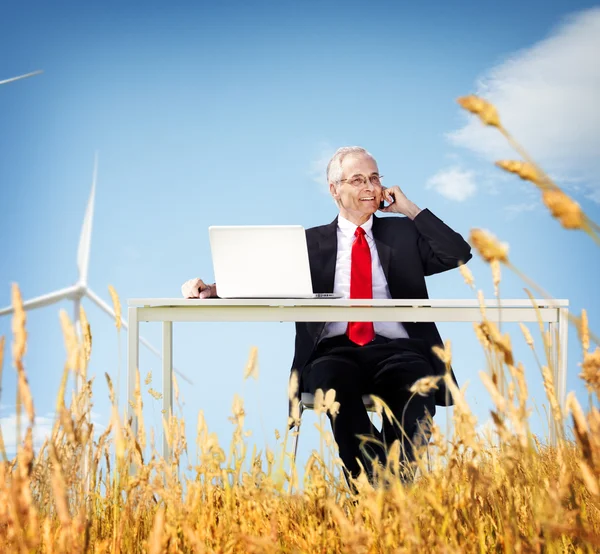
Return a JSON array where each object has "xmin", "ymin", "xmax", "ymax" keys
[{"xmin": 128, "ymin": 298, "xmax": 569, "ymax": 308}]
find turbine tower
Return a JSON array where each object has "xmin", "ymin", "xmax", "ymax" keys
[{"xmin": 0, "ymin": 156, "xmax": 192, "ymax": 386}]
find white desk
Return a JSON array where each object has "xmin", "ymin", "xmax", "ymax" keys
[{"xmin": 127, "ymin": 298, "xmax": 569, "ymax": 457}]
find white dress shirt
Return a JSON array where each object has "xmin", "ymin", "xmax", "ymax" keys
[{"xmin": 320, "ymin": 214, "xmax": 410, "ymax": 342}]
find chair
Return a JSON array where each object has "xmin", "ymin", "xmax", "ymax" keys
[
  {"xmin": 289, "ymin": 392, "xmax": 432, "ymax": 475},
  {"xmin": 290, "ymin": 392, "xmax": 377, "ymax": 462}
]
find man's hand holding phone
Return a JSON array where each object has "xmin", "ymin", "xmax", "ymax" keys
[
  {"xmin": 379, "ymin": 187, "xmax": 395, "ymax": 210},
  {"xmin": 181, "ymin": 278, "xmax": 218, "ymax": 299},
  {"xmin": 378, "ymin": 185, "xmax": 422, "ymax": 220}
]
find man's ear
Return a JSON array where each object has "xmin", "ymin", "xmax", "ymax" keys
[{"xmin": 329, "ymin": 182, "xmax": 339, "ymax": 202}]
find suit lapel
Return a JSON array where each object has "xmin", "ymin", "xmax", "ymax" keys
[
  {"xmin": 317, "ymin": 215, "xmax": 392, "ymax": 292},
  {"xmin": 372, "ymin": 215, "xmax": 392, "ymax": 284},
  {"xmin": 318, "ymin": 217, "xmax": 338, "ymax": 293}
]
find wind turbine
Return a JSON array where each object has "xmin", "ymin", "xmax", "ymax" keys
[
  {"xmin": 0, "ymin": 70, "xmax": 44, "ymax": 86},
  {"xmin": 0, "ymin": 157, "xmax": 192, "ymax": 385}
]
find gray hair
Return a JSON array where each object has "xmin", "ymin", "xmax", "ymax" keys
[{"xmin": 326, "ymin": 146, "xmax": 376, "ymax": 184}]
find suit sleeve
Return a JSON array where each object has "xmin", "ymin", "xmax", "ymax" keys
[{"xmin": 412, "ymin": 208, "xmax": 472, "ymax": 276}]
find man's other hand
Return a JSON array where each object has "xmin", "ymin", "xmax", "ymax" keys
[{"xmin": 181, "ymin": 278, "xmax": 217, "ymax": 299}]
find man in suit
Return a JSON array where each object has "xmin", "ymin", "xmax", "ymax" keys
[{"xmin": 182, "ymin": 146, "xmax": 472, "ymax": 487}]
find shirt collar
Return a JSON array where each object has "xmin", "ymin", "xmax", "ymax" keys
[{"xmin": 337, "ymin": 214, "xmax": 374, "ymax": 240}]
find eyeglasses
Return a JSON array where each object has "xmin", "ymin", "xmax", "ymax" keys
[{"xmin": 339, "ymin": 174, "xmax": 383, "ymax": 187}]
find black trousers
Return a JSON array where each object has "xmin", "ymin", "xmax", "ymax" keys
[{"xmin": 303, "ymin": 334, "xmax": 436, "ymax": 484}]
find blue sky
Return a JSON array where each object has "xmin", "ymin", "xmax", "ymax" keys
[{"xmin": 1, "ymin": 1, "xmax": 599, "ymax": 478}]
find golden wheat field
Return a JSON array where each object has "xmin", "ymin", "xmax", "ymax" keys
[{"xmin": 1, "ymin": 98, "xmax": 600, "ymax": 553}]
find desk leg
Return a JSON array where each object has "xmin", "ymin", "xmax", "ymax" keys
[
  {"xmin": 162, "ymin": 321, "xmax": 173, "ymax": 460},
  {"xmin": 558, "ymin": 307, "xmax": 569, "ymax": 416},
  {"xmin": 549, "ymin": 318, "xmax": 559, "ymax": 447},
  {"xmin": 127, "ymin": 307, "xmax": 140, "ymax": 439}
]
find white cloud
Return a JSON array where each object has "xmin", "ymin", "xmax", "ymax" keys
[
  {"xmin": 425, "ymin": 167, "xmax": 477, "ymax": 201},
  {"xmin": 0, "ymin": 413, "xmax": 55, "ymax": 453},
  {"xmin": 0, "ymin": 410, "xmax": 106, "ymax": 455},
  {"xmin": 309, "ymin": 143, "xmax": 335, "ymax": 190},
  {"xmin": 504, "ymin": 202, "xmax": 539, "ymax": 220},
  {"xmin": 586, "ymin": 188, "xmax": 600, "ymax": 204},
  {"xmin": 448, "ymin": 8, "xmax": 600, "ymax": 202}
]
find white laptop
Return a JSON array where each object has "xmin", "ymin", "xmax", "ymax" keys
[{"xmin": 208, "ymin": 225, "xmax": 342, "ymax": 299}]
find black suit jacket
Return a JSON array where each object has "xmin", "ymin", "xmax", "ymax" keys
[{"xmin": 290, "ymin": 208, "xmax": 473, "ymax": 407}]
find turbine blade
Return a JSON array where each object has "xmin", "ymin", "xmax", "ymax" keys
[
  {"xmin": 135, "ymin": 334, "xmax": 193, "ymax": 384},
  {"xmin": 0, "ymin": 286, "xmax": 78, "ymax": 317},
  {"xmin": 85, "ymin": 289, "xmax": 193, "ymax": 384},
  {"xmin": 77, "ymin": 154, "xmax": 98, "ymax": 286},
  {"xmin": 85, "ymin": 288, "xmax": 114, "ymax": 319},
  {"xmin": 0, "ymin": 70, "xmax": 43, "ymax": 86}
]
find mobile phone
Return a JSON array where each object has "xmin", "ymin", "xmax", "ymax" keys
[{"xmin": 379, "ymin": 191, "xmax": 395, "ymax": 210}]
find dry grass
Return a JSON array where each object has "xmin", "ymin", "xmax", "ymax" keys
[{"xmin": 1, "ymin": 98, "xmax": 600, "ymax": 552}]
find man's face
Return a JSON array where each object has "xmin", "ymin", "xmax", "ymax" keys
[{"xmin": 330, "ymin": 154, "xmax": 383, "ymax": 217}]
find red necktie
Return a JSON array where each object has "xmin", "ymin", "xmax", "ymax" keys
[{"xmin": 347, "ymin": 227, "xmax": 375, "ymax": 345}]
